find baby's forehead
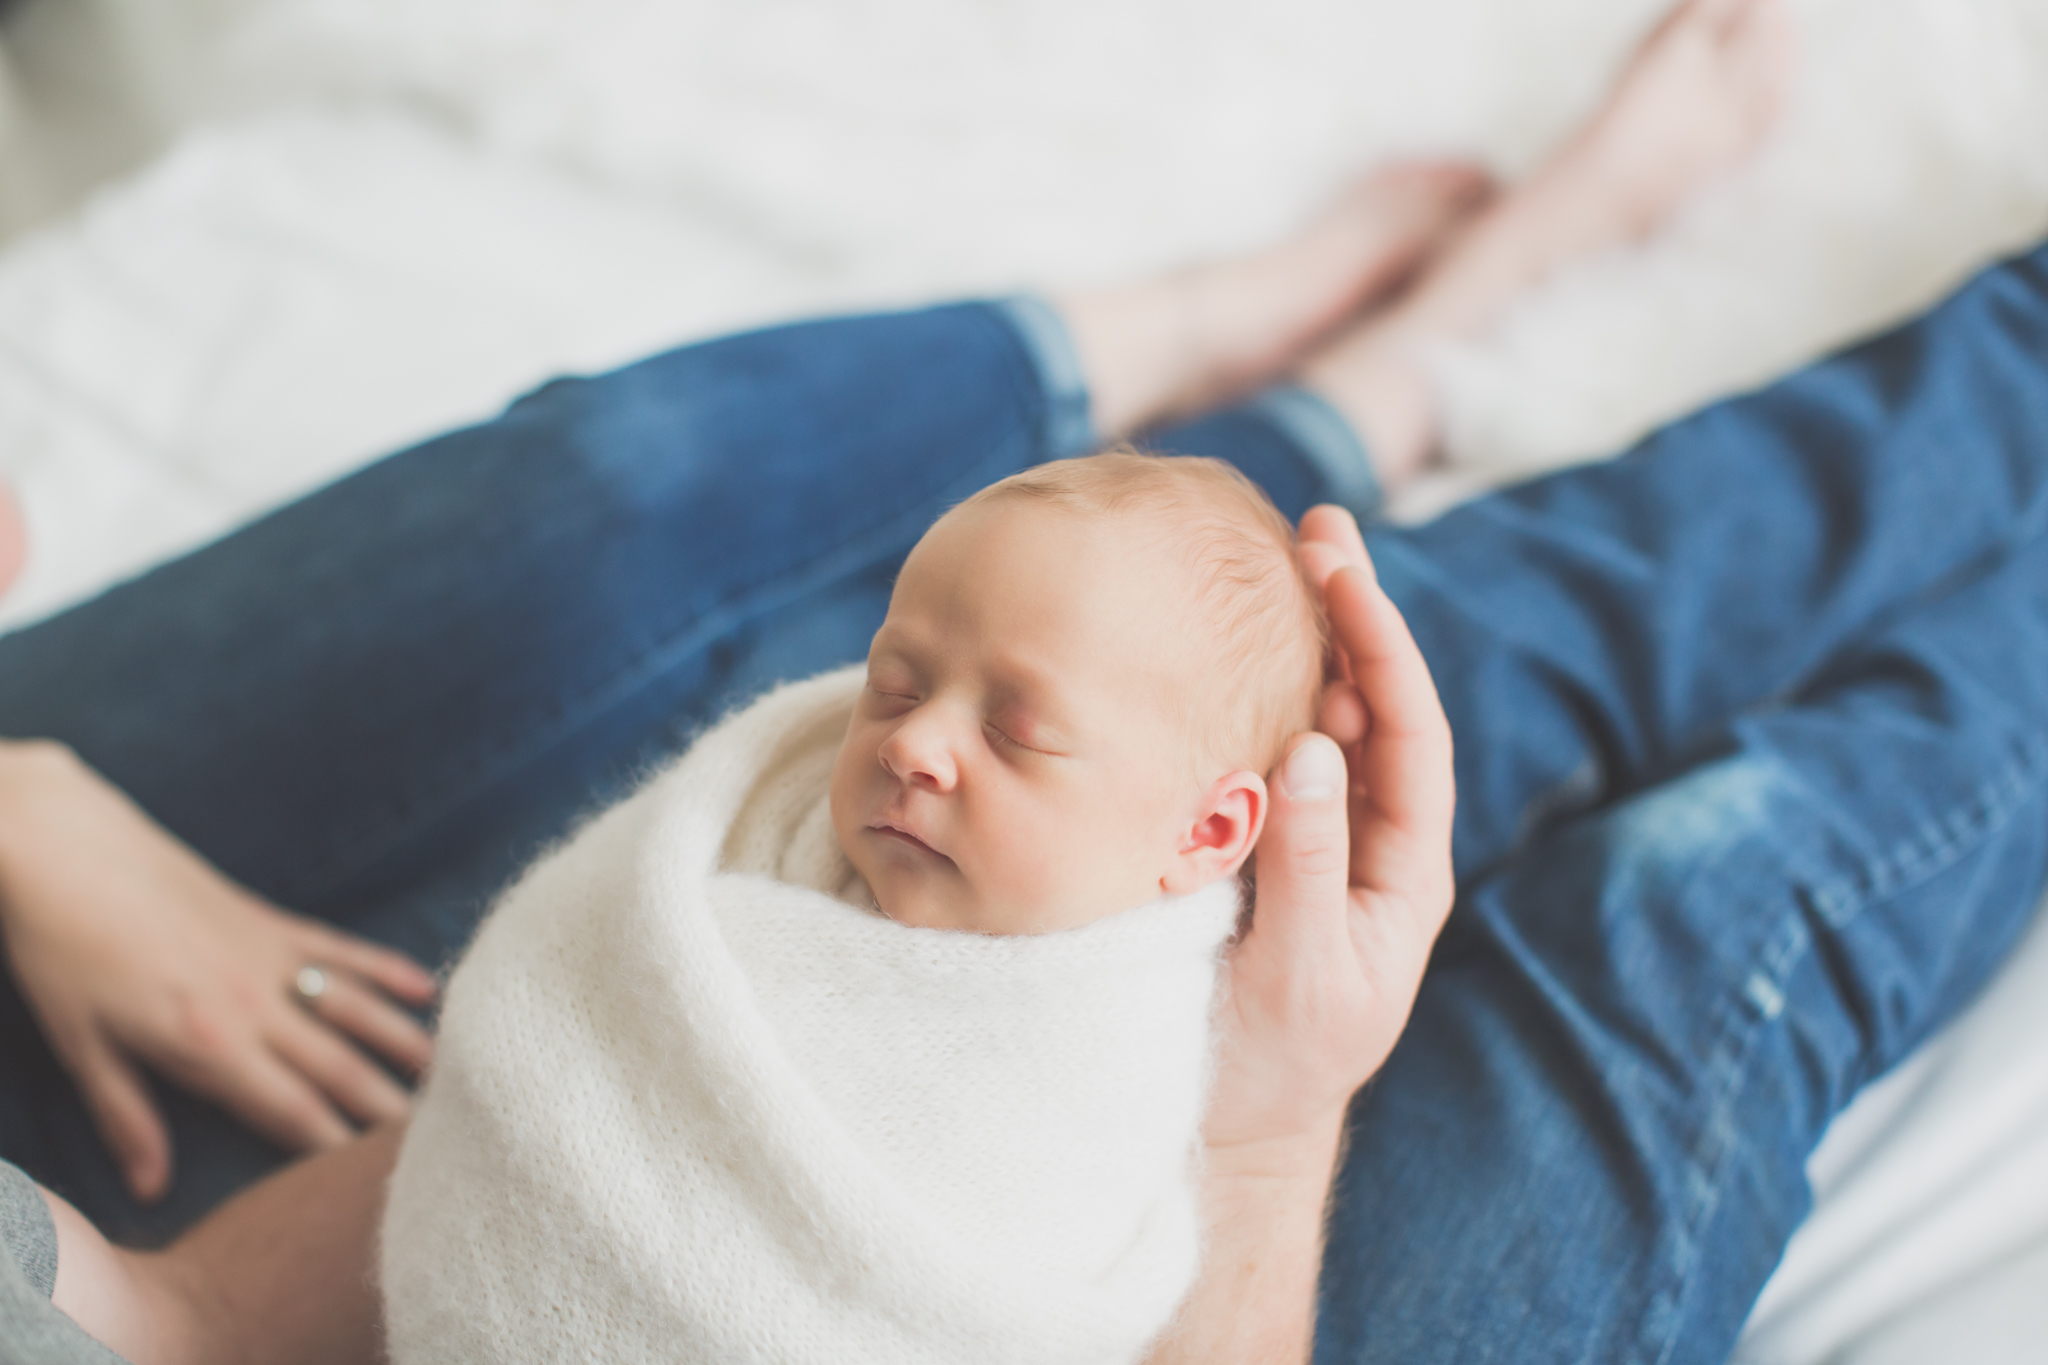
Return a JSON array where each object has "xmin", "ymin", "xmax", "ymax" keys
[
  {"xmin": 958, "ymin": 489, "xmax": 1309, "ymax": 693},
  {"xmin": 899, "ymin": 455, "xmax": 1322, "ymax": 774},
  {"xmin": 963, "ymin": 471, "xmax": 1274, "ymax": 554},
  {"xmin": 947, "ymin": 492, "xmax": 1247, "ymax": 626}
]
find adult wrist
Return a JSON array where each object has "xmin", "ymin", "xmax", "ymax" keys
[
  {"xmin": 1203, "ymin": 1107, "xmax": 1347, "ymax": 1186},
  {"xmin": 1154, "ymin": 1110, "xmax": 1346, "ymax": 1365},
  {"xmin": 0, "ymin": 735, "xmax": 80, "ymax": 822},
  {"xmin": 0, "ymin": 738, "xmax": 81, "ymax": 935}
]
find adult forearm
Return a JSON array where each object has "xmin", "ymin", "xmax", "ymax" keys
[
  {"xmin": 0, "ymin": 737, "xmax": 74, "ymax": 900},
  {"xmin": 1146, "ymin": 1114, "xmax": 1346, "ymax": 1365},
  {"xmin": 141, "ymin": 1124, "xmax": 400, "ymax": 1365}
]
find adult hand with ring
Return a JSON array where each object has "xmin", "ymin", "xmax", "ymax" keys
[
  {"xmin": 294, "ymin": 965, "xmax": 330, "ymax": 1006},
  {"xmin": 0, "ymin": 738, "xmax": 440, "ymax": 1204}
]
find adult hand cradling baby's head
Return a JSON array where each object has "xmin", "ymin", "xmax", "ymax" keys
[{"xmin": 1201, "ymin": 504, "xmax": 1457, "ymax": 1152}]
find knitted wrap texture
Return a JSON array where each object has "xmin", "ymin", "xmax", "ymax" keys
[{"xmin": 380, "ymin": 665, "xmax": 1238, "ymax": 1364}]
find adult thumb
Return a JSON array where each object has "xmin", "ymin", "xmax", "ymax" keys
[{"xmin": 1252, "ymin": 734, "xmax": 1353, "ymax": 950}]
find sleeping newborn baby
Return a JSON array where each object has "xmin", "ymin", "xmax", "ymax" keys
[{"xmin": 380, "ymin": 452, "xmax": 1326, "ymax": 1365}]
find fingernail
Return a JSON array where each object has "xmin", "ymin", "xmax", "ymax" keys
[{"xmin": 1281, "ymin": 738, "xmax": 1345, "ymax": 802}]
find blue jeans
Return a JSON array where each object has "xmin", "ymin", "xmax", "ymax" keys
[
  {"xmin": 1315, "ymin": 249, "xmax": 2048, "ymax": 1361},
  {"xmin": 2, "ymin": 246, "xmax": 2046, "ymax": 1362}
]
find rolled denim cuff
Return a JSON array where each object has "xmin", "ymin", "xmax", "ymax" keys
[
  {"xmin": 1234, "ymin": 385, "xmax": 1382, "ymax": 521},
  {"xmin": 988, "ymin": 295, "xmax": 1099, "ymax": 460}
]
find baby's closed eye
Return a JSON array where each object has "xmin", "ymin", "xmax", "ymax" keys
[
  {"xmin": 983, "ymin": 722, "xmax": 1029, "ymax": 753},
  {"xmin": 862, "ymin": 687, "xmax": 917, "ymax": 718},
  {"xmin": 985, "ymin": 708, "xmax": 1071, "ymax": 758}
]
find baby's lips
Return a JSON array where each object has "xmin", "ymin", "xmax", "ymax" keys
[{"xmin": 870, "ymin": 815, "xmax": 950, "ymax": 862}]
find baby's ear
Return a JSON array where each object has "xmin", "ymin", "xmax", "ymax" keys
[{"xmin": 1163, "ymin": 771, "xmax": 1268, "ymax": 895}]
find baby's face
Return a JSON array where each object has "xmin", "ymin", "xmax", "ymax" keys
[{"xmin": 830, "ymin": 499, "xmax": 1250, "ymax": 934}]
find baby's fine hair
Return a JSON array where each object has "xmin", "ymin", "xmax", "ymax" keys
[{"xmin": 958, "ymin": 448, "xmax": 1328, "ymax": 777}]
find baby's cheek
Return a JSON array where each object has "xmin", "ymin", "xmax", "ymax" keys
[
  {"xmin": 827, "ymin": 729, "xmax": 872, "ymax": 835},
  {"xmin": 1033, "ymin": 791, "xmax": 1174, "ymax": 911}
]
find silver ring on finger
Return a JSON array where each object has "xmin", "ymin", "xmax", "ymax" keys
[{"xmin": 292, "ymin": 964, "xmax": 330, "ymax": 1008}]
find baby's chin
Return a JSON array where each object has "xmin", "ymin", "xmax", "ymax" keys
[
  {"xmin": 861, "ymin": 867, "xmax": 1123, "ymax": 937},
  {"xmin": 851, "ymin": 853, "xmax": 1032, "ymax": 935},
  {"xmin": 840, "ymin": 827, "xmax": 1152, "ymax": 935},
  {"xmin": 859, "ymin": 867, "xmax": 1002, "ymax": 933}
]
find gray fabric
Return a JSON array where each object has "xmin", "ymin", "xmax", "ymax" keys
[
  {"xmin": 0, "ymin": 1162, "xmax": 132, "ymax": 1365},
  {"xmin": 0, "ymin": 1161, "xmax": 56, "ymax": 1299}
]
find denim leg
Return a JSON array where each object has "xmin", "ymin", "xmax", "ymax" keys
[
  {"xmin": 1317, "ymin": 531, "xmax": 2048, "ymax": 1364},
  {"xmin": 1028, "ymin": 241, "xmax": 2048, "ymax": 886},
  {"xmin": 1148, "ymin": 385, "xmax": 1383, "ymax": 523},
  {"xmin": 0, "ymin": 302, "xmax": 1083, "ymax": 920},
  {"xmin": 0, "ymin": 301, "xmax": 1081, "ymax": 1238},
  {"xmin": 1372, "ymin": 240, "xmax": 2048, "ymax": 879},
  {"xmin": 1146, "ymin": 245, "xmax": 2048, "ymax": 882}
]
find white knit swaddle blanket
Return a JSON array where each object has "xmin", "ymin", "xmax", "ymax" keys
[{"xmin": 380, "ymin": 666, "xmax": 1240, "ymax": 1364}]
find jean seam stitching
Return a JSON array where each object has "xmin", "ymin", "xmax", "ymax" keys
[
  {"xmin": 1642, "ymin": 733, "xmax": 2048, "ymax": 1365},
  {"xmin": 1807, "ymin": 734, "xmax": 2048, "ymax": 926},
  {"xmin": 298, "ymin": 307, "xmax": 1048, "ymax": 899}
]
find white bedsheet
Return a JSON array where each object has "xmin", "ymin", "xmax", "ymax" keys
[
  {"xmin": 1, "ymin": 1, "xmax": 2046, "ymax": 1359},
  {"xmin": 0, "ymin": 113, "xmax": 819, "ymax": 629}
]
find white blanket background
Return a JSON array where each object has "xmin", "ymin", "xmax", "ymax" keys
[{"xmin": 1, "ymin": 0, "xmax": 2045, "ymax": 1358}]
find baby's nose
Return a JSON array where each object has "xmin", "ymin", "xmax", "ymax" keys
[{"xmin": 879, "ymin": 714, "xmax": 960, "ymax": 791}]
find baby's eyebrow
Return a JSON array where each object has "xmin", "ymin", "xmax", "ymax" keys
[
  {"xmin": 976, "ymin": 643, "xmax": 1064, "ymax": 696},
  {"xmin": 864, "ymin": 626, "xmax": 936, "ymax": 676}
]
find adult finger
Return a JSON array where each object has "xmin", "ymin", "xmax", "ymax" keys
[
  {"xmin": 1317, "ymin": 677, "xmax": 1368, "ymax": 748},
  {"xmin": 270, "ymin": 1011, "xmax": 412, "ymax": 1128},
  {"xmin": 61, "ymin": 1031, "xmax": 171, "ymax": 1203},
  {"xmin": 1298, "ymin": 506, "xmax": 1375, "ymax": 693},
  {"xmin": 157, "ymin": 1035, "xmax": 353, "ymax": 1154},
  {"xmin": 1297, "ymin": 541, "xmax": 1352, "ymax": 594},
  {"xmin": 1298, "ymin": 506, "xmax": 1372, "ymax": 663},
  {"xmin": 1298, "ymin": 504, "xmax": 1372, "ymax": 574},
  {"xmin": 1248, "ymin": 733, "xmax": 1355, "ymax": 959},
  {"xmin": 290, "ymin": 920, "xmax": 439, "ymax": 1006},
  {"xmin": 304, "ymin": 972, "xmax": 434, "ymax": 1077},
  {"xmin": 1300, "ymin": 544, "xmax": 1361, "ymax": 707},
  {"xmin": 1325, "ymin": 566, "xmax": 1456, "ymax": 907}
]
